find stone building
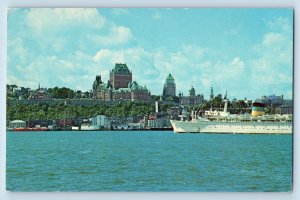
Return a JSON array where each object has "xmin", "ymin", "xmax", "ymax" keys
[
  {"xmin": 93, "ymin": 63, "xmax": 151, "ymax": 101},
  {"xmin": 163, "ymin": 73, "xmax": 176, "ymax": 98},
  {"xmin": 110, "ymin": 63, "xmax": 132, "ymax": 89},
  {"xmin": 28, "ymin": 86, "xmax": 51, "ymax": 100},
  {"xmin": 179, "ymin": 86, "xmax": 204, "ymax": 106}
]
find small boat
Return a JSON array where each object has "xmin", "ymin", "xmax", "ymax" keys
[{"xmin": 80, "ymin": 124, "xmax": 100, "ymax": 131}]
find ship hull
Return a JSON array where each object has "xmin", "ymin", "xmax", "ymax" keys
[{"xmin": 170, "ymin": 120, "xmax": 292, "ymax": 134}]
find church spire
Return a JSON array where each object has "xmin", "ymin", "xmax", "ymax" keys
[
  {"xmin": 224, "ymin": 90, "xmax": 227, "ymax": 99},
  {"xmin": 210, "ymin": 86, "xmax": 214, "ymax": 100}
]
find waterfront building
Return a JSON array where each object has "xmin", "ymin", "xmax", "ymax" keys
[
  {"xmin": 147, "ymin": 119, "xmax": 157, "ymax": 128},
  {"xmin": 167, "ymin": 106, "xmax": 183, "ymax": 120},
  {"xmin": 91, "ymin": 115, "xmax": 111, "ymax": 129},
  {"xmin": 163, "ymin": 74, "xmax": 176, "ymax": 98},
  {"xmin": 9, "ymin": 120, "xmax": 26, "ymax": 129},
  {"xmin": 180, "ymin": 86, "xmax": 204, "ymax": 106},
  {"xmin": 126, "ymin": 115, "xmax": 138, "ymax": 123},
  {"xmin": 147, "ymin": 114, "xmax": 172, "ymax": 128},
  {"xmin": 58, "ymin": 118, "xmax": 73, "ymax": 127},
  {"xmin": 128, "ymin": 122, "xmax": 144, "ymax": 130},
  {"xmin": 109, "ymin": 116, "xmax": 131, "ymax": 130},
  {"xmin": 157, "ymin": 117, "xmax": 172, "ymax": 128},
  {"xmin": 93, "ymin": 63, "xmax": 151, "ymax": 101}
]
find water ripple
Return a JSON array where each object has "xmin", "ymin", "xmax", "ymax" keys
[{"xmin": 6, "ymin": 131, "xmax": 292, "ymax": 191}]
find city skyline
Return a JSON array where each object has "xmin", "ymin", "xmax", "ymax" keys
[{"xmin": 8, "ymin": 8, "xmax": 293, "ymax": 100}]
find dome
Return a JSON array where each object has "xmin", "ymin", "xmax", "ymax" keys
[
  {"xmin": 165, "ymin": 73, "xmax": 175, "ymax": 84},
  {"xmin": 166, "ymin": 73, "xmax": 174, "ymax": 80},
  {"xmin": 189, "ymin": 86, "xmax": 195, "ymax": 96}
]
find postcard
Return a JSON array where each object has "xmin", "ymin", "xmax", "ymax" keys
[{"xmin": 6, "ymin": 8, "xmax": 293, "ymax": 191}]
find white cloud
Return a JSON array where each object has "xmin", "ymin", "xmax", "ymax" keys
[
  {"xmin": 93, "ymin": 49, "xmax": 112, "ymax": 62},
  {"xmin": 149, "ymin": 46, "xmax": 246, "ymax": 97},
  {"xmin": 229, "ymin": 57, "xmax": 245, "ymax": 70},
  {"xmin": 8, "ymin": 8, "xmax": 135, "ymax": 91},
  {"xmin": 51, "ymin": 38, "xmax": 67, "ymax": 52},
  {"xmin": 182, "ymin": 45, "xmax": 205, "ymax": 59},
  {"xmin": 8, "ymin": 9, "xmax": 293, "ymax": 100},
  {"xmin": 18, "ymin": 8, "xmax": 133, "ymax": 53},
  {"xmin": 262, "ymin": 32, "xmax": 285, "ymax": 46},
  {"xmin": 278, "ymin": 73, "xmax": 292, "ymax": 83},
  {"xmin": 26, "ymin": 8, "xmax": 106, "ymax": 34},
  {"xmin": 248, "ymin": 17, "xmax": 293, "ymax": 99},
  {"xmin": 8, "ymin": 37, "xmax": 32, "ymax": 65},
  {"xmin": 8, "ymin": 52, "xmax": 102, "ymax": 91},
  {"xmin": 267, "ymin": 17, "xmax": 293, "ymax": 33},
  {"xmin": 90, "ymin": 26, "xmax": 132, "ymax": 46}
]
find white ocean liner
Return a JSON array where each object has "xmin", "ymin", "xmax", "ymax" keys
[{"xmin": 170, "ymin": 100, "xmax": 292, "ymax": 134}]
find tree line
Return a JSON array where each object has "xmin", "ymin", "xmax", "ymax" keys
[{"xmin": 6, "ymin": 101, "xmax": 173, "ymax": 124}]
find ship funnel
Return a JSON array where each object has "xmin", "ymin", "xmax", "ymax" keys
[{"xmin": 252, "ymin": 102, "xmax": 266, "ymax": 117}]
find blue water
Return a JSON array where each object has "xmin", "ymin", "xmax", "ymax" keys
[{"xmin": 6, "ymin": 131, "xmax": 292, "ymax": 191}]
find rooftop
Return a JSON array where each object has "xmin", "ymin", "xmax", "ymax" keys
[
  {"xmin": 165, "ymin": 73, "xmax": 175, "ymax": 84},
  {"xmin": 128, "ymin": 81, "xmax": 149, "ymax": 92},
  {"xmin": 111, "ymin": 63, "xmax": 132, "ymax": 75},
  {"xmin": 166, "ymin": 73, "xmax": 174, "ymax": 80},
  {"xmin": 10, "ymin": 120, "xmax": 26, "ymax": 123}
]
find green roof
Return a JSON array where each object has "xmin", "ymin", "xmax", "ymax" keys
[
  {"xmin": 189, "ymin": 86, "xmax": 195, "ymax": 96},
  {"xmin": 128, "ymin": 81, "xmax": 149, "ymax": 92},
  {"xmin": 166, "ymin": 73, "xmax": 174, "ymax": 80},
  {"xmin": 111, "ymin": 63, "xmax": 131, "ymax": 75},
  {"xmin": 165, "ymin": 73, "xmax": 175, "ymax": 84}
]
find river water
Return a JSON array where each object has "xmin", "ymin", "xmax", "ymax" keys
[{"xmin": 6, "ymin": 131, "xmax": 292, "ymax": 191}]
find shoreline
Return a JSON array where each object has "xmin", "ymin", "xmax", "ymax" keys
[{"xmin": 6, "ymin": 128, "xmax": 174, "ymax": 132}]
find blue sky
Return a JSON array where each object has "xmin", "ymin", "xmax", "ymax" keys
[{"xmin": 7, "ymin": 8, "xmax": 293, "ymax": 100}]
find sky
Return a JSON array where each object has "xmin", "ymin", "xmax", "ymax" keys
[{"xmin": 7, "ymin": 8, "xmax": 293, "ymax": 100}]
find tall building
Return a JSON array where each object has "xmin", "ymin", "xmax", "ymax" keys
[
  {"xmin": 163, "ymin": 73, "xmax": 176, "ymax": 98},
  {"xmin": 109, "ymin": 63, "xmax": 132, "ymax": 90},
  {"xmin": 93, "ymin": 63, "xmax": 151, "ymax": 102}
]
